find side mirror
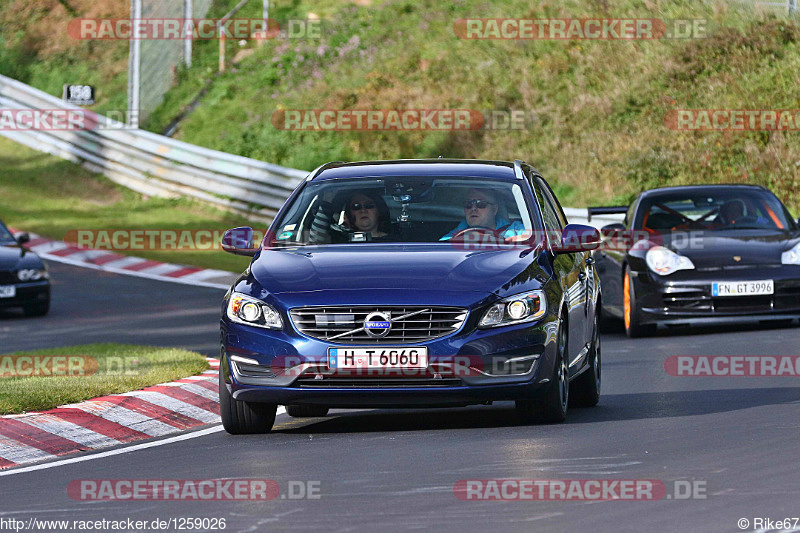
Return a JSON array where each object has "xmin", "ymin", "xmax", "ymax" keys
[
  {"xmin": 556, "ymin": 224, "xmax": 601, "ymax": 254},
  {"xmin": 221, "ymin": 227, "xmax": 259, "ymax": 256},
  {"xmin": 16, "ymin": 233, "xmax": 30, "ymax": 245}
]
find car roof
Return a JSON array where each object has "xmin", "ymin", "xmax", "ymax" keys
[
  {"xmin": 310, "ymin": 159, "xmax": 519, "ymax": 181},
  {"xmin": 639, "ymin": 184, "xmax": 770, "ymax": 199}
]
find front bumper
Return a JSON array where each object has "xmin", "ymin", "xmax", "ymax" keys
[
  {"xmin": 0, "ymin": 281, "xmax": 49, "ymax": 309},
  {"xmin": 221, "ymin": 316, "xmax": 560, "ymax": 408},
  {"xmin": 632, "ymin": 265, "xmax": 800, "ymax": 325}
]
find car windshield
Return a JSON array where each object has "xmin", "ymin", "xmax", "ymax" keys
[
  {"xmin": 0, "ymin": 220, "xmax": 15, "ymax": 243},
  {"xmin": 268, "ymin": 176, "xmax": 537, "ymax": 246},
  {"xmin": 635, "ymin": 189, "xmax": 796, "ymax": 232}
]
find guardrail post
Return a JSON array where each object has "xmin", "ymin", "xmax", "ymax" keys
[
  {"xmin": 184, "ymin": 0, "xmax": 193, "ymax": 68},
  {"xmin": 127, "ymin": 0, "xmax": 141, "ymax": 129},
  {"xmin": 790, "ymin": 0, "xmax": 797, "ymax": 14}
]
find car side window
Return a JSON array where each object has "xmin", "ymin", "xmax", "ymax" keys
[
  {"xmin": 531, "ymin": 179, "xmax": 563, "ymax": 248},
  {"xmin": 535, "ymin": 177, "xmax": 568, "ymax": 229}
]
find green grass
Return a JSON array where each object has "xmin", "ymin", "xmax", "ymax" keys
[
  {"xmin": 160, "ymin": 0, "xmax": 800, "ymax": 213},
  {"xmin": 0, "ymin": 136, "xmax": 256, "ymax": 273},
  {"xmin": 0, "ymin": 343, "xmax": 209, "ymax": 414}
]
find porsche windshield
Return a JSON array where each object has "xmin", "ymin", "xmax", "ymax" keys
[
  {"xmin": 269, "ymin": 177, "xmax": 537, "ymax": 246},
  {"xmin": 636, "ymin": 190, "xmax": 796, "ymax": 232}
]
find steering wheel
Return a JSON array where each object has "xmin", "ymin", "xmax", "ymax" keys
[{"xmin": 450, "ymin": 227, "xmax": 506, "ymax": 246}]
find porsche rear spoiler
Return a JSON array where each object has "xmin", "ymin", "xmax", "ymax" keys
[{"xmin": 587, "ymin": 206, "xmax": 628, "ymax": 222}]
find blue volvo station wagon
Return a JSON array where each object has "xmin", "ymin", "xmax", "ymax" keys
[{"xmin": 218, "ymin": 159, "xmax": 602, "ymax": 433}]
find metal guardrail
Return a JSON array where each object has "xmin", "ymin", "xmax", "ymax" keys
[{"xmin": 0, "ymin": 74, "xmax": 308, "ymax": 221}]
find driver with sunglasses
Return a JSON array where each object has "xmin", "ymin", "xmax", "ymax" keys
[
  {"xmin": 309, "ymin": 190, "xmax": 395, "ymax": 243},
  {"xmin": 439, "ymin": 188, "xmax": 527, "ymax": 241}
]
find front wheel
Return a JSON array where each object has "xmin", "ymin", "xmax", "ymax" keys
[
  {"xmin": 516, "ymin": 317, "xmax": 569, "ymax": 424},
  {"xmin": 219, "ymin": 364, "xmax": 277, "ymax": 434},
  {"xmin": 624, "ymin": 267, "xmax": 656, "ymax": 338}
]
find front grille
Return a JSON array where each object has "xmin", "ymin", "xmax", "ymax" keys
[{"xmin": 290, "ymin": 306, "xmax": 468, "ymax": 344}]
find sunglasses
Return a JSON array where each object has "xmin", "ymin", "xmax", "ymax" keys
[
  {"xmin": 350, "ymin": 202, "xmax": 377, "ymax": 211},
  {"xmin": 464, "ymin": 200, "xmax": 495, "ymax": 210}
]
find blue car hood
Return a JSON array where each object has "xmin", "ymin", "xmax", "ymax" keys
[{"xmin": 248, "ymin": 244, "xmax": 537, "ymax": 300}]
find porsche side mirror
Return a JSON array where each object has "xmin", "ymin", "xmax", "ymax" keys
[
  {"xmin": 221, "ymin": 227, "xmax": 259, "ymax": 256},
  {"xmin": 16, "ymin": 233, "xmax": 30, "ymax": 245},
  {"xmin": 555, "ymin": 224, "xmax": 601, "ymax": 254}
]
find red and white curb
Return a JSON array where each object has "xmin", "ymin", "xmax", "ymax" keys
[
  {"xmin": 0, "ymin": 358, "xmax": 221, "ymax": 470},
  {"xmin": 10, "ymin": 229, "xmax": 237, "ymax": 290}
]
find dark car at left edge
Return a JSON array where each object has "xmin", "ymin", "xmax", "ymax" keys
[{"xmin": 0, "ymin": 218, "xmax": 50, "ymax": 316}]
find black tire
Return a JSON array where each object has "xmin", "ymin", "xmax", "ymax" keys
[
  {"xmin": 286, "ymin": 405, "xmax": 329, "ymax": 418},
  {"xmin": 569, "ymin": 312, "xmax": 601, "ymax": 408},
  {"xmin": 219, "ymin": 363, "xmax": 277, "ymax": 434},
  {"xmin": 23, "ymin": 302, "xmax": 49, "ymax": 317},
  {"xmin": 516, "ymin": 316, "xmax": 569, "ymax": 424},
  {"xmin": 624, "ymin": 266, "xmax": 656, "ymax": 338}
]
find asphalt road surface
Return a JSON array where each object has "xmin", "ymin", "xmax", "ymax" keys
[{"xmin": 2, "ymin": 263, "xmax": 800, "ymax": 532}]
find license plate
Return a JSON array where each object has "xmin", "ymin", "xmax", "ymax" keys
[
  {"xmin": 328, "ymin": 347, "xmax": 428, "ymax": 370},
  {"xmin": 0, "ymin": 285, "xmax": 15, "ymax": 298},
  {"xmin": 712, "ymin": 280, "xmax": 774, "ymax": 297}
]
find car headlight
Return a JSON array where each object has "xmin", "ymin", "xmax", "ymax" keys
[
  {"xmin": 17, "ymin": 269, "xmax": 49, "ymax": 281},
  {"xmin": 479, "ymin": 290, "xmax": 547, "ymax": 328},
  {"xmin": 226, "ymin": 293, "xmax": 283, "ymax": 330},
  {"xmin": 645, "ymin": 246, "xmax": 695, "ymax": 276},
  {"xmin": 782, "ymin": 242, "xmax": 800, "ymax": 265}
]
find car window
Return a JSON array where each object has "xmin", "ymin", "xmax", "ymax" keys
[
  {"xmin": 635, "ymin": 189, "xmax": 794, "ymax": 231},
  {"xmin": 535, "ymin": 176, "xmax": 568, "ymax": 229},
  {"xmin": 269, "ymin": 176, "xmax": 539, "ymax": 246},
  {"xmin": 0, "ymin": 221, "xmax": 15, "ymax": 243}
]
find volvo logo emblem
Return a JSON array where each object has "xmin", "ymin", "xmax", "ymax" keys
[
  {"xmin": 733, "ymin": 255, "xmax": 742, "ymax": 262},
  {"xmin": 364, "ymin": 311, "xmax": 391, "ymax": 338}
]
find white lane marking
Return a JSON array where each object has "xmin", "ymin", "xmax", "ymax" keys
[
  {"xmin": 121, "ymin": 391, "xmax": 218, "ymax": 423},
  {"xmin": 15, "ymin": 414, "xmax": 121, "ymax": 449},
  {"xmin": 38, "ymin": 252, "xmax": 231, "ymax": 290},
  {"xmin": 29, "ymin": 241, "xmax": 71, "ymax": 254},
  {"xmin": 0, "ymin": 407, "xmax": 288, "ymax": 477},
  {"xmin": 65, "ymin": 401, "xmax": 177, "ymax": 437},
  {"xmin": 93, "ymin": 256, "xmax": 148, "ymax": 270},
  {"xmin": 134, "ymin": 263, "xmax": 186, "ymax": 276},
  {"xmin": 0, "ymin": 435, "xmax": 56, "ymax": 464},
  {"xmin": 158, "ymin": 382, "xmax": 220, "ymax": 402}
]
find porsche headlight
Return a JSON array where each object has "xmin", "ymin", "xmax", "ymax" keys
[
  {"xmin": 227, "ymin": 293, "xmax": 283, "ymax": 329},
  {"xmin": 782, "ymin": 242, "xmax": 800, "ymax": 265},
  {"xmin": 17, "ymin": 268, "xmax": 49, "ymax": 281},
  {"xmin": 479, "ymin": 290, "xmax": 547, "ymax": 328},
  {"xmin": 645, "ymin": 246, "xmax": 695, "ymax": 276}
]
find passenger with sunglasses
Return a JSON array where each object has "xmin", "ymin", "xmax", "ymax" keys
[
  {"xmin": 440, "ymin": 188, "xmax": 527, "ymax": 241},
  {"xmin": 309, "ymin": 190, "xmax": 395, "ymax": 243}
]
